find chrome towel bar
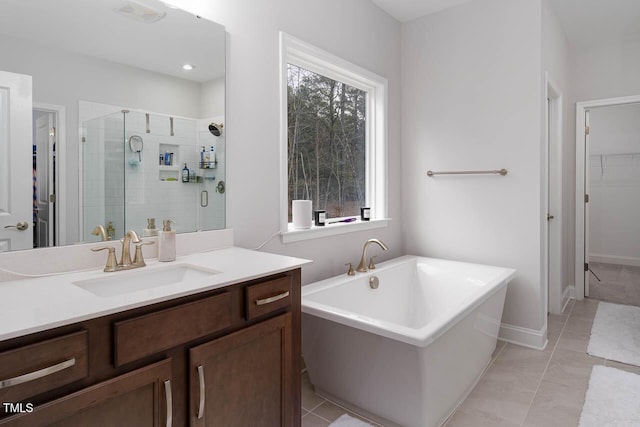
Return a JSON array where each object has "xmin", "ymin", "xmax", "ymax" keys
[{"xmin": 426, "ymin": 168, "xmax": 508, "ymax": 177}]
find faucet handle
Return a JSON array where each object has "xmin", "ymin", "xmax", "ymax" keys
[
  {"xmin": 133, "ymin": 241, "xmax": 155, "ymax": 267},
  {"xmin": 368, "ymin": 256, "xmax": 377, "ymax": 270},
  {"xmin": 91, "ymin": 246, "xmax": 118, "ymax": 272},
  {"xmin": 345, "ymin": 263, "xmax": 356, "ymax": 276}
]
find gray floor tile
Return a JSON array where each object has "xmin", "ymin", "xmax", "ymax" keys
[
  {"xmin": 522, "ymin": 380, "xmax": 585, "ymax": 427},
  {"xmin": 302, "ymin": 412, "xmax": 331, "ymax": 427}
]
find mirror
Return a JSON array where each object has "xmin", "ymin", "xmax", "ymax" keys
[{"xmin": 0, "ymin": 0, "xmax": 226, "ymax": 252}]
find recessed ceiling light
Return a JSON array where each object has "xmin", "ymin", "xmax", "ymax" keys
[{"xmin": 182, "ymin": 64, "xmax": 195, "ymax": 71}]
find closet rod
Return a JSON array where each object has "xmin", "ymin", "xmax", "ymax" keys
[{"xmin": 426, "ymin": 168, "xmax": 508, "ymax": 177}]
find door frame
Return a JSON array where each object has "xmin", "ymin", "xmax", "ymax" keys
[
  {"xmin": 575, "ymin": 94, "xmax": 640, "ymax": 300},
  {"xmin": 33, "ymin": 102, "xmax": 66, "ymax": 246},
  {"xmin": 545, "ymin": 74, "xmax": 564, "ymax": 315}
]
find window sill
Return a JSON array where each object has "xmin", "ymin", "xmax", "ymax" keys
[{"xmin": 281, "ymin": 218, "xmax": 391, "ymax": 243}]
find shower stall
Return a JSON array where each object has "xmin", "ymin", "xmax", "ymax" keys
[{"xmin": 80, "ymin": 107, "xmax": 225, "ymax": 242}]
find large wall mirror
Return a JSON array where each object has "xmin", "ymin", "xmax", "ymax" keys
[{"xmin": 0, "ymin": 0, "xmax": 226, "ymax": 253}]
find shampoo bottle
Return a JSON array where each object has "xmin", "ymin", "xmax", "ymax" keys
[
  {"xmin": 158, "ymin": 219, "xmax": 176, "ymax": 262},
  {"xmin": 209, "ymin": 145, "xmax": 216, "ymax": 164},
  {"xmin": 182, "ymin": 163, "xmax": 190, "ymax": 182}
]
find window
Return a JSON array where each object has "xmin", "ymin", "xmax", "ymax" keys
[
  {"xmin": 279, "ymin": 33, "xmax": 388, "ymax": 241},
  {"xmin": 287, "ymin": 64, "xmax": 366, "ymax": 220}
]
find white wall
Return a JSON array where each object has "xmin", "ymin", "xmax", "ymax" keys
[
  {"xmin": 542, "ymin": 1, "xmax": 571, "ymax": 308},
  {"xmin": 200, "ymin": 78, "xmax": 225, "ymax": 119},
  {"xmin": 588, "ymin": 103, "xmax": 640, "ymax": 266},
  {"xmin": 170, "ymin": 0, "xmax": 403, "ymax": 284},
  {"xmin": 570, "ymin": 38, "xmax": 640, "ymax": 102},
  {"xmin": 401, "ymin": 0, "xmax": 545, "ymax": 340}
]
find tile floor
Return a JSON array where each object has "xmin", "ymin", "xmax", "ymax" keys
[
  {"xmin": 301, "ymin": 297, "xmax": 640, "ymax": 427},
  {"xmin": 588, "ymin": 262, "xmax": 640, "ymax": 306}
]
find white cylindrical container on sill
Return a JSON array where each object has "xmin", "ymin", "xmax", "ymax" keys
[{"xmin": 292, "ymin": 200, "xmax": 312, "ymax": 229}]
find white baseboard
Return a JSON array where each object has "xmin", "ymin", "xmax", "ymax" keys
[
  {"xmin": 562, "ymin": 286, "xmax": 575, "ymax": 312},
  {"xmin": 590, "ymin": 254, "xmax": 640, "ymax": 267},
  {"xmin": 499, "ymin": 322, "xmax": 547, "ymax": 350}
]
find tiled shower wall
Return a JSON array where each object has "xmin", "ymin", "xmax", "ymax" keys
[{"xmin": 82, "ymin": 110, "xmax": 225, "ymax": 242}]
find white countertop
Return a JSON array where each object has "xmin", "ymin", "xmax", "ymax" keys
[{"xmin": 0, "ymin": 247, "xmax": 311, "ymax": 341}]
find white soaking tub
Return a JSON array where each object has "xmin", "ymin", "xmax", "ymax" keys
[{"xmin": 302, "ymin": 255, "xmax": 516, "ymax": 427}]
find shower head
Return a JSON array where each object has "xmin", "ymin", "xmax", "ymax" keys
[{"xmin": 208, "ymin": 122, "xmax": 224, "ymax": 137}]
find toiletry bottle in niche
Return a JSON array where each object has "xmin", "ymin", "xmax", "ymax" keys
[
  {"xmin": 204, "ymin": 146, "xmax": 210, "ymax": 167},
  {"xmin": 143, "ymin": 218, "xmax": 158, "ymax": 237},
  {"xmin": 200, "ymin": 146, "xmax": 206, "ymax": 167},
  {"xmin": 158, "ymin": 219, "xmax": 176, "ymax": 262},
  {"xmin": 209, "ymin": 145, "xmax": 216, "ymax": 165},
  {"xmin": 182, "ymin": 163, "xmax": 189, "ymax": 182}
]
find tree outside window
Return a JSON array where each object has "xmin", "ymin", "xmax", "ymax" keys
[{"xmin": 287, "ymin": 64, "xmax": 366, "ymax": 222}]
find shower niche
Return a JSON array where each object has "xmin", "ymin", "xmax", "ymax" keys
[
  {"xmin": 80, "ymin": 102, "xmax": 226, "ymax": 241},
  {"xmin": 158, "ymin": 143, "xmax": 180, "ymax": 182}
]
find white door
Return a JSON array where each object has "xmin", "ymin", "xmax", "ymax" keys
[
  {"xmin": 0, "ymin": 71, "xmax": 33, "ymax": 252},
  {"xmin": 584, "ymin": 110, "xmax": 591, "ymax": 297}
]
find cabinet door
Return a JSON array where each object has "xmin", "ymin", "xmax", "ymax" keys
[
  {"xmin": 0, "ymin": 359, "xmax": 173, "ymax": 427},
  {"xmin": 190, "ymin": 313, "xmax": 293, "ymax": 427}
]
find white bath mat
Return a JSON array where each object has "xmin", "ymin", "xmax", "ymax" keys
[
  {"xmin": 578, "ymin": 365, "xmax": 640, "ymax": 426},
  {"xmin": 329, "ymin": 414, "xmax": 373, "ymax": 427},
  {"xmin": 587, "ymin": 301, "xmax": 640, "ymax": 366}
]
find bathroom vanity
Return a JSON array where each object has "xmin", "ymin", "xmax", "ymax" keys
[{"xmin": 0, "ymin": 246, "xmax": 308, "ymax": 426}]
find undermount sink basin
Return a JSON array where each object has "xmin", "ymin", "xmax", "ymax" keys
[{"xmin": 73, "ymin": 263, "xmax": 220, "ymax": 297}]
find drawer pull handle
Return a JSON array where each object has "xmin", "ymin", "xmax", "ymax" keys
[
  {"xmin": 164, "ymin": 380, "xmax": 173, "ymax": 427},
  {"xmin": 0, "ymin": 357, "xmax": 76, "ymax": 389},
  {"xmin": 197, "ymin": 365, "xmax": 205, "ymax": 420},
  {"xmin": 255, "ymin": 291, "xmax": 290, "ymax": 306}
]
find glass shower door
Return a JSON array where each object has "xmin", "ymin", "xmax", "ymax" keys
[{"xmin": 81, "ymin": 111, "xmax": 125, "ymax": 242}]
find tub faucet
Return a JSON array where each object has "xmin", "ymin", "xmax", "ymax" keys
[{"xmin": 356, "ymin": 239, "xmax": 388, "ymax": 272}]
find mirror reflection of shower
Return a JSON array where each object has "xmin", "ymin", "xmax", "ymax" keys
[
  {"xmin": 208, "ymin": 122, "xmax": 223, "ymax": 137},
  {"xmin": 128, "ymin": 135, "xmax": 144, "ymax": 163},
  {"xmin": 80, "ymin": 101, "xmax": 225, "ymax": 243}
]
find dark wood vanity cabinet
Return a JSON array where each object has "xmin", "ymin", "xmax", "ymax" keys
[
  {"xmin": 190, "ymin": 313, "xmax": 292, "ymax": 427},
  {"xmin": 0, "ymin": 268, "xmax": 301, "ymax": 427}
]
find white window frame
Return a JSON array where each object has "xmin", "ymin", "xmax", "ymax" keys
[{"xmin": 279, "ymin": 32, "xmax": 389, "ymax": 243}]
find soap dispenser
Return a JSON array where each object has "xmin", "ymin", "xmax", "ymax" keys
[
  {"xmin": 158, "ymin": 219, "xmax": 176, "ymax": 262},
  {"xmin": 143, "ymin": 218, "xmax": 158, "ymax": 237}
]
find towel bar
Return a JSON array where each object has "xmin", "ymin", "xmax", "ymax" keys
[{"xmin": 426, "ymin": 169, "xmax": 508, "ymax": 177}]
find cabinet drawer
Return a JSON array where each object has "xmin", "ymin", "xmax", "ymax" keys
[
  {"xmin": 114, "ymin": 292, "xmax": 232, "ymax": 366},
  {"xmin": 0, "ymin": 358, "xmax": 172, "ymax": 427},
  {"xmin": 245, "ymin": 276, "xmax": 292, "ymax": 321},
  {"xmin": 0, "ymin": 331, "xmax": 88, "ymax": 405}
]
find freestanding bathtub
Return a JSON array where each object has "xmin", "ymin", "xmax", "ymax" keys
[{"xmin": 302, "ymin": 255, "xmax": 516, "ymax": 427}]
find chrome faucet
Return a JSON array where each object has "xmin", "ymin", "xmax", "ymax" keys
[
  {"xmin": 91, "ymin": 225, "xmax": 109, "ymax": 241},
  {"xmin": 91, "ymin": 230, "xmax": 154, "ymax": 272},
  {"xmin": 356, "ymin": 238, "xmax": 388, "ymax": 272}
]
